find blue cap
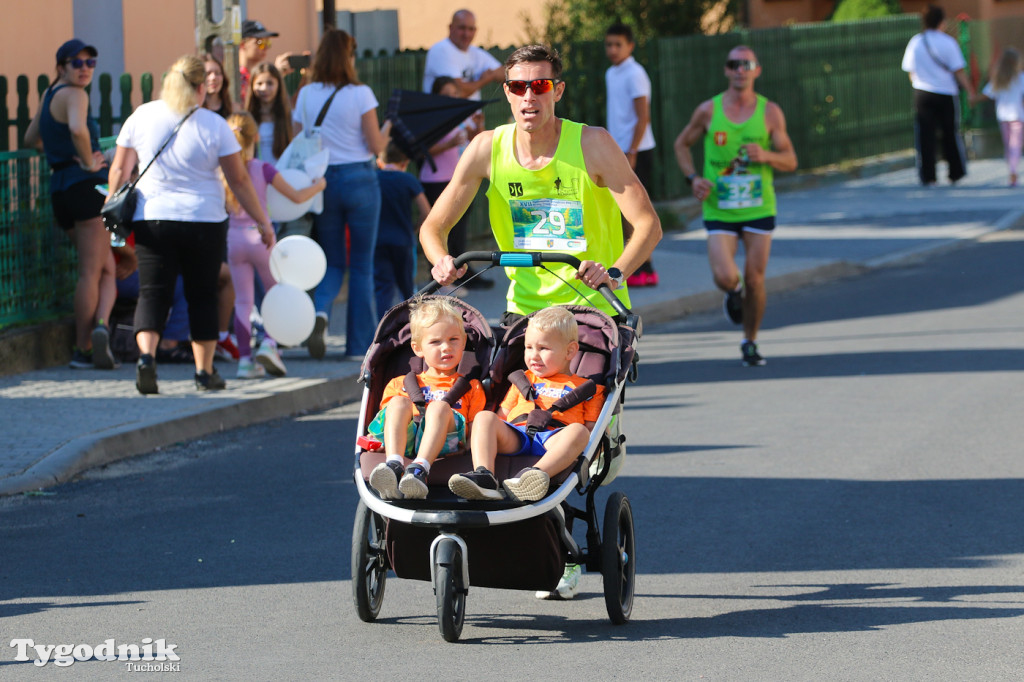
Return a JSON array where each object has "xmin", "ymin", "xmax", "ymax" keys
[{"xmin": 56, "ymin": 39, "xmax": 98, "ymax": 64}]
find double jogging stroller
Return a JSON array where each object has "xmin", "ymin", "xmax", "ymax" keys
[{"xmin": 350, "ymin": 252, "xmax": 642, "ymax": 642}]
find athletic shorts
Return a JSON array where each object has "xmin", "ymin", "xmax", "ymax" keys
[
  {"xmin": 51, "ymin": 180, "xmax": 106, "ymax": 230},
  {"xmin": 368, "ymin": 407, "xmax": 466, "ymax": 458},
  {"xmin": 505, "ymin": 422, "xmax": 563, "ymax": 457},
  {"xmin": 704, "ymin": 215, "xmax": 776, "ymax": 236}
]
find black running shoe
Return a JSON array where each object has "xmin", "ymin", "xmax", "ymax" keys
[
  {"xmin": 449, "ymin": 466, "xmax": 503, "ymax": 500},
  {"xmin": 195, "ymin": 368, "xmax": 227, "ymax": 390},
  {"xmin": 502, "ymin": 467, "xmax": 550, "ymax": 503},
  {"xmin": 369, "ymin": 460, "xmax": 405, "ymax": 500},
  {"xmin": 724, "ymin": 288, "xmax": 743, "ymax": 325},
  {"xmin": 398, "ymin": 464, "xmax": 429, "ymax": 499},
  {"xmin": 741, "ymin": 341, "xmax": 766, "ymax": 367},
  {"xmin": 136, "ymin": 354, "xmax": 158, "ymax": 395},
  {"xmin": 91, "ymin": 325, "xmax": 117, "ymax": 369},
  {"xmin": 307, "ymin": 313, "xmax": 327, "ymax": 359}
]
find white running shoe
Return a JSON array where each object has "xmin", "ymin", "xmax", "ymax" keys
[
  {"xmin": 236, "ymin": 357, "xmax": 265, "ymax": 379},
  {"xmin": 255, "ymin": 341, "xmax": 287, "ymax": 376},
  {"xmin": 535, "ymin": 564, "xmax": 581, "ymax": 600}
]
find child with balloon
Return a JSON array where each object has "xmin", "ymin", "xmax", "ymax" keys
[{"xmin": 223, "ymin": 112, "xmax": 325, "ymax": 378}]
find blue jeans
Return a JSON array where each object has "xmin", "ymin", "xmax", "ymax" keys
[{"xmin": 313, "ymin": 161, "xmax": 381, "ymax": 356}]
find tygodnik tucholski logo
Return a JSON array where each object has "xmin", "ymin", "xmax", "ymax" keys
[{"xmin": 9, "ymin": 638, "xmax": 180, "ymax": 669}]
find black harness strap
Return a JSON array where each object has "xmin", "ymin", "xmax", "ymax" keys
[
  {"xmin": 402, "ymin": 370, "xmax": 473, "ymax": 424},
  {"xmin": 508, "ymin": 372, "xmax": 599, "ymax": 435}
]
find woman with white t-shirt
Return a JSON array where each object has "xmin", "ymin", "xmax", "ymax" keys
[
  {"xmin": 292, "ymin": 28, "xmax": 390, "ymax": 359},
  {"xmin": 974, "ymin": 47, "xmax": 1024, "ymax": 187},
  {"xmin": 107, "ymin": 55, "xmax": 273, "ymax": 395}
]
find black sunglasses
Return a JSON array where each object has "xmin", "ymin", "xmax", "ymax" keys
[
  {"xmin": 505, "ymin": 78, "xmax": 561, "ymax": 96},
  {"xmin": 66, "ymin": 58, "xmax": 97, "ymax": 69},
  {"xmin": 725, "ymin": 59, "xmax": 758, "ymax": 71}
]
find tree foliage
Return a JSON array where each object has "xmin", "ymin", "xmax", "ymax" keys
[{"xmin": 832, "ymin": 0, "xmax": 901, "ymax": 22}]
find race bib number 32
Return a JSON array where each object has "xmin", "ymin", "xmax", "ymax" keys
[
  {"xmin": 716, "ymin": 174, "xmax": 763, "ymax": 209},
  {"xmin": 510, "ymin": 199, "xmax": 586, "ymax": 251}
]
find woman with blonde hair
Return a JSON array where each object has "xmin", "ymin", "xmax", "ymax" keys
[
  {"xmin": 292, "ymin": 28, "xmax": 390, "ymax": 360},
  {"xmin": 106, "ymin": 55, "xmax": 274, "ymax": 395},
  {"xmin": 975, "ymin": 47, "xmax": 1024, "ymax": 186}
]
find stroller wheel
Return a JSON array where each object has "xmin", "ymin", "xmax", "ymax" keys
[
  {"xmin": 602, "ymin": 492, "xmax": 636, "ymax": 624},
  {"xmin": 351, "ymin": 499, "xmax": 388, "ymax": 622},
  {"xmin": 434, "ymin": 538, "xmax": 467, "ymax": 642}
]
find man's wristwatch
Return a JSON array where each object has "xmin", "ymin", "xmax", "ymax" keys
[
  {"xmin": 685, "ymin": 173, "xmax": 698, "ymax": 186},
  {"xmin": 607, "ymin": 267, "xmax": 625, "ymax": 289}
]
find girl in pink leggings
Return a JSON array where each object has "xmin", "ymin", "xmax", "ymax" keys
[
  {"xmin": 975, "ymin": 48, "xmax": 1024, "ymax": 187},
  {"xmin": 224, "ymin": 113, "xmax": 326, "ymax": 378}
]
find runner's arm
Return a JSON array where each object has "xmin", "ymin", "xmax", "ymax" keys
[
  {"xmin": 744, "ymin": 102, "xmax": 797, "ymax": 172},
  {"xmin": 420, "ymin": 131, "xmax": 493, "ymax": 285},
  {"xmin": 673, "ymin": 101, "xmax": 713, "ymax": 201}
]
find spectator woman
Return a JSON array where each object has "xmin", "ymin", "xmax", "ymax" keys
[
  {"xmin": 292, "ymin": 28, "xmax": 390, "ymax": 359},
  {"xmin": 24, "ymin": 39, "xmax": 118, "ymax": 370},
  {"xmin": 106, "ymin": 55, "xmax": 273, "ymax": 395},
  {"xmin": 202, "ymin": 54, "xmax": 234, "ymax": 119}
]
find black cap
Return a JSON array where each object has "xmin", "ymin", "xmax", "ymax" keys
[
  {"xmin": 56, "ymin": 39, "xmax": 97, "ymax": 64},
  {"xmin": 242, "ymin": 20, "xmax": 279, "ymax": 39}
]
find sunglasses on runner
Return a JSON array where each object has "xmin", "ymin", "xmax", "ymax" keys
[
  {"xmin": 504, "ymin": 78, "xmax": 560, "ymax": 96},
  {"xmin": 66, "ymin": 58, "xmax": 97, "ymax": 69},
  {"xmin": 725, "ymin": 59, "xmax": 758, "ymax": 71}
]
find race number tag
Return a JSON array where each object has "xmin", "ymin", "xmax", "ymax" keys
[
  {"xmin": 716, "ymin": 174, "xmax": 763, "ymax": 209},
  {"xmin": 510, "ymin": 198, "xmax": 586, "ymax": 251}
]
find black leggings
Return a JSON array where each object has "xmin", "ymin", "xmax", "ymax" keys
[{"xmin": 133, "ymin": 219, "xmax": 228, "ymax": 342}]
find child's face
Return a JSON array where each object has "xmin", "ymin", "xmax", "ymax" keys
[
  {"xmin": 439, "ymin": 82, "xmax": 458, "ymax": 98},
  {"xmin": 412, "ymin": 318, "xmax": 466, "ymax": 376},
  {"xmin": 523, "ymin": 326, "xmax": 577, "ymax": 378},
  {"xmin": 252, "ymin": 73, "xmax": 278, "ymax": 104},
  {"xmin": 604, "ymin": 35, "xmax": 634, "ymax": 66},
  {"xmin": 204, "ymin": 61, "xmax": 224, "ymax": 95}
]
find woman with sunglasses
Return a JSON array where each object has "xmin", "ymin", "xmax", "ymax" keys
[
  {"xmin": 24, "ymin": 39, "xmax": 118, "ymax": 370},
  {"xmin": 292, "ymin": 28, "xmax": 390, "ymax": 360}
]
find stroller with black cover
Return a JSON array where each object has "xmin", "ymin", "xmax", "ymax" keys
[{"xmin": 350, "ymin": 252, "xmax": 641, "ymax": 642}]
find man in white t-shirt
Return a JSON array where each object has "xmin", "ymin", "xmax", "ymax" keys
[
  {"xmin": 901, "ymin": 4, "xmax": 976, "ymax": 186},
  {"xmin": 422, "ymin": 10, "xmax": 504, "ymax": 101},
  {"xmin": 605, "ymin": 22, "xmax": 658, "ymax": 287}
]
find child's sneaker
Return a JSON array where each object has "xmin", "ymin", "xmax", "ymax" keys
[
  {"xmin": 215, "ymin": 336, "xmax": 240, "ymax": 362},
  {"xmin": 236, "ymin": 357, "xmax": 266, "ymax": 379},
  {"xmin": 502, "ymin": 467, "xmax": 550, "ymax": 503},
  {"xmin": 536, "ymin": 564, "xmax": 582, "ymax": 600},
  {"xmin": 369, "ymin": 460, "xmax": 405, "ymax": 500},
  {"xmin": 398, "ymin": 464, "xmax": 429, "ymax": 499},
  {"xmin": 255, "ymin": 340, "xmax": 287, "ymax": 376},
  {"xmin": 448, "ymin": 467, "xmax": 503, "ymax": 501}
]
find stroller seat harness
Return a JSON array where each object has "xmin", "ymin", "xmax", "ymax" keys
[{"xmin": 505, "ymin": 369, "xmax": 598, "ymax": 436}]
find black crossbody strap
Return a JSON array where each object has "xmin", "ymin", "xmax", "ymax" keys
[
  {"xmin": 313, "ymin": 85, "xmax": 343, "ymax": 128},
  {"xmin": 129, "ymin": 106, "xmax": 198, "ymax": 190},
  {"xmin": 922, "ymin": 33, "xmax": 953, "ymax": 73}
]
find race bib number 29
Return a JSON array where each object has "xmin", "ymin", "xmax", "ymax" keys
[{"xmin": 510, "ymin": 198, "xmax": 586, "ymax": 251}]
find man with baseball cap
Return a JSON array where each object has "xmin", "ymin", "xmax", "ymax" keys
[{"xmin": 238, "ymin": 19, "xmax": 280, "ymax": 97}]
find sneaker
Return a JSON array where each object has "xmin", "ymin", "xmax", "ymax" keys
[
  {"xmin": 724, "ymin": 287, "xmax": 743, "ymax": 325},
  {"xmin": 236, "ymin": 357, "xmax": 266, "ymax": 379},
  {"xmin": 448, "ymin": 466, "xmax": 504, "ymax": 501},
  {"xmin": 501, "ymin": 467, "xmax": 550, "ymax": 503},
  {"xmin": 69, "ymin": 348, "xmax": 93, "ymax": 369},
  {"xmin": 195, "ymin": 368, "xmax": 227, "ymax": 390},
  {"xmin": 536, "ymin": 564, "xmax": 582, "ymax": 600},
  {"xmin": 626, "ymin": 272, "xmax": 647, "ymax": 287},
  {"xmin": 741, "ymin": 340, "xmax": 766, "ymax": 367},
  {"xmin": 398, "ymin": 464, "xmax": 429, "ymax": 500},
  {"xmin": 369, "ymin": 460, "xmax": 405, "ymax": 500},
  {"xmin": 91, "ymin": 325, "xmax": 117, "ymax": 369},
  {"xmin": 215, "ymin": 336, "xmax": 240, "ymax": 362},
  {"xmin": 156, "ymin": 341, "xmax": 194, "ymax": 364},
  {"xmin": 255, "ymin": 341, "xmax": 287, "ymax": 377},
  {"xmin": 135, "ymin": 354, "xmax": 158, "ymax": 395},
  {"xmin": 307, "ymin": 313, "xmax": 328, "ymax": 360}
]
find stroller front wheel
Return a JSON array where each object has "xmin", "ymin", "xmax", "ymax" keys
[
  {"xmin": 434, "ymin": 538, "xmax": 467, "ymax": 642},
  {"xmin": 602, "ymin": 492, "xmax": 636, "ymax": 624},
  {"xmin": 352, "ymin": 499, "xmax": 388, "ymax": 622}
]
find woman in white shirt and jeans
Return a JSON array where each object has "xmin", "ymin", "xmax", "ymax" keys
[{"xmin": 292, "ymin": 29, "xmax": 390, "ymax": 359}]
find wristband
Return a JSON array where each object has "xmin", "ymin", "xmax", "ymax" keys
[{"xmin": 686, "ymin": 173, "xmax": 698, "ymax": 186}]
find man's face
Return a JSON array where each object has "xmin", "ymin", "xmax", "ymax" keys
[
  {"xmin": 604, "ymin": 35, "xmax": 633, "ymax": 66},
  {"xmin": 448, "ymin": 12, "xmax": 477, "ymax": 52},
  {"xmin": 240, "ymin": 37, "xmax": 268, "ymax": 64},
  {"xmin": 504, "ymin": 62, "xmax": 564, "ymax": 133},
  {"xmin": 724, "ymin": 49, "xmax": 760, "ymax": 89}
]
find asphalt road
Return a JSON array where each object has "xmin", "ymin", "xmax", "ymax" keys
[{"xmin": 2, "ymin": 229, "xmax": 1023, "ymax": 680}]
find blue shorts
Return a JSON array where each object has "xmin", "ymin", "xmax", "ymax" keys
[
  {"xmin": 704, "ymin": 215, "xmax": 776, "ymax": 236},
  {"xmin": 505, "ymin": 422, "xmax": 563, "ymax": 457}
]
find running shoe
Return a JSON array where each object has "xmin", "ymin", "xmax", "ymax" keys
[
  {"xmin": 136, "ymin": 354, "xmax": 158, "ymax": 395},
  {"xmin": 536, "ymin": 564, "xmax": 582, "ymax": 600},
  {"xmin": 215, "ymin": 336, "xmax": 240, "ymax": 362},
  {"xmin": 195, "ymin": 368, "xmax": 227, "ymax": 390},
  {"xmin": 255, "ymin": 341, "xmax": 287, "ymax": 377},
  {"xmin": 398, "ymin": 464, "xmax": 429, "ymax": 500},
  {"xmin": 307, "ymin": 313, "xmax": 328, "ymax": 360},
  {"xmin": 91, "ymin": 325, "xmax": 117, "ymax": 369},
  {"xmin": 369, "ymin": 460, "xmax": 405, "ymax": 500},
  {"xmin": 448, "ymin": 467, "xmax": 503, "ymax": 501},
  {"xmin": 741, "ymin": 340, "xmax": 766, "ymax": 367},
  {"xmin": 724, "ymin": 287, "xmax": 743, "ymax": 325},
  {"xmin": 502, "ymin": 467, "xmax": 550, "ymax": 503},
  {"xmin": 69, "ymin": 348, "xmax": 93, "ymax": 369},
  {"xmin": 236, "ymin": 357, "xmax": 266, "ymax": 379}
]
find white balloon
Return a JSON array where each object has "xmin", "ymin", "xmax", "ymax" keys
[
  {"xmin": 266, "ymin": 168, "xmax": 316, "ymax": 222},
  {"xmin": 260, "ymin": 283, "xmax": 316, "ymax": 347},
  {"xmin": 270, "ymin": 235, "xmax": 327, "ymax": 290}
]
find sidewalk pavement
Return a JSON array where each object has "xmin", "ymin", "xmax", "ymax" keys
[{"xmin": 2, "ymin": 157, "xmax": 1022, "ymax": 496}]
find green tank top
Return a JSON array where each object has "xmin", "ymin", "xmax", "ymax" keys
[
  {"xmin": 702, "ymin": 94, "xmax": 776, "ymax": 222},
  {"xmin": 487, "ymin": 120, "xmax": 630, "ymax": 316}
]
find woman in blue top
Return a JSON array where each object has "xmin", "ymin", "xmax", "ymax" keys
[{"xmin": 25, "ymin": 39, "xmax": 119, "ymax": 370}]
